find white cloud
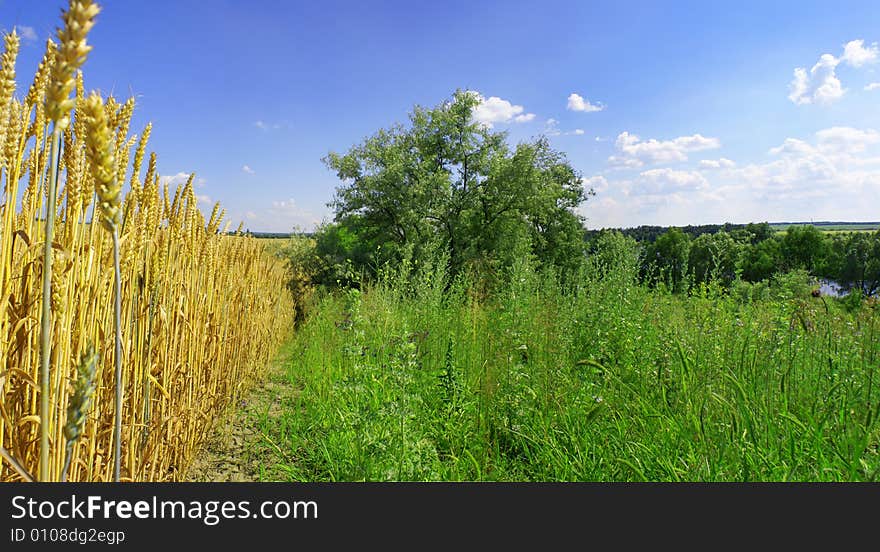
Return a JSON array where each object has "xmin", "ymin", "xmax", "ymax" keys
[
  {"xmin": 768, "ymin": 138, "xmax": 816, "ymax": 156},
  {"xmin": 160, "ymin": 173, "xmax": 189, "ymax": 187},
  {"xmin": 159, "ymin": 172, "xmax": 207, "ymax": 189},
  {"xmin": 196, "ymin": 194, "xmax": 213, "ymax": 206},
  {"xmin": 630, "ymin": 169, "xmax": 708, "ymax": 195},
  {"xmin": 17, "ymin": 26, "xmax": 37, "ymax": 42},
  {"xmin": 767, "ymin": 127, "xmax": 880, "ymax": 159},
  {"xmin": 608, "ymin": 131, "xmax": 720, "ymax": 168},
  {"xmin": 699, "ymin": 158, "xmax": 736, "ymax": 169},
  {"xmin": 788, "ymin": 39, "xmax": 878, "ymax": 105},
  {"xmin": 840, "ymin": 39, "xmax": 879, "ymax": 68},
  {"xmin": 242, "ymin": 164, "xmax": 255, "ymax": 175},
  {"xmin": 732, "ymin": 126, "xmax": 880, "ymax": 201},
  {"xmin": 581, "ymin": 175, "xmax": 608, "ymax": 194},
  {"xmin": 814, "ymin": 126, "xmax": 879, "ymax": 153},
  {"xmin": 865, "ymin": 82, "xmax": 880, "ymax": 91},
  {"xmin": 606, "ymin": 155, "xmax": 644, "ymax": 169},
  {"xmin": 788, "ymin": 54, "xmax": 844, "ymax": 105},
  {"xmin": 581, "ymin": 126, "xmax": 880, "ymax": 229},
  {"xmin": 469, "ymin": 92, "xmax": 535, "ymax": 128},
  {"xmin": 544, "ymin": 121, "xmax": 586, "ymax": 137},
  {"xmin": 567, "ymin": 93, "xmax": 604, "ymax": 113}
]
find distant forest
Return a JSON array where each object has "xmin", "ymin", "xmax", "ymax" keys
[{"xmin": 585, "ymin": 221, "xmax": 880, "ymax": 244}]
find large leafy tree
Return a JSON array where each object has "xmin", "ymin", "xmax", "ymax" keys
[{"xmin": 322, "ymin": 90, "xmax": 590, "ymax": 281}]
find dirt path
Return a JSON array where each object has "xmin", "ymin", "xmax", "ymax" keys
[{"xmin": 185, "ymin": 355, "xmax": 299, "ymax": 482}]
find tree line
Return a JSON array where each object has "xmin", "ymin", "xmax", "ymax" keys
[
  {"xmin": 585, "ymin": 222, "xmax": 773, "ymax": 245},
  {"xmin": 626, "ymin": 224, "xmax": 880, "ymax": 296}
]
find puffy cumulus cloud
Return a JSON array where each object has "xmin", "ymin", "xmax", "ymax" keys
[
  {"xmin": 469, "ymin": 92, "xmax": 536, "ymax": 128},
  {"xmin": 577, "ymin": 169, "xmax": 711, "ymax": 227},
  {"xmin": 699, "ymin": 158, "xmax": 736, "ymax": 169},
  {"xmin": 788, "ymin": 39, "xmax": 878, "ymax": 105},
  {"xmin": 767, "ymin": 127, "xmax": 880, "ymax": 165},
  {"xmin": 788, "ymin": 54, "xmax": 844, "ymax": 105},
  {"xmin": 242, "ymin": 164, "xmax": 255, "ymax": 174},
  {"xmin": 628, "ymin": 168, "xmax": 708, "ymax": 195},
  {"xmin": 747, "ymin": 155, "xmax": 836, "ymax": 198},
  {"xmin": 732, "ymin": 126, "xmax": 880, "ymax": 201},
  {"xmin": 160, "ymin": 172, "xmax": 191, "ymax": 187},
  {"xmin": 865, "ymin": 82, "xmax": 880, "ymax": 91},
  {"xmin": 814, "ymin": 126, "xmax": 880, "ymax": 153},
  {"xmin": 566, "ymin": 93, "xmax": 605, "ymax": 113},
  {"xmin": 841, "ymin": 39, "xmax": 879, "ymax": 68},
  {"xmin": 768, "ymin": 138, "xmax": 816, "ymax": 156},
  {"xmin": 608, "ymin": 131, "xmax": 720, "ymax": 168},
  {"xmin": 580, "ymin": 126, "xmax": 880, "ymax": 229}
]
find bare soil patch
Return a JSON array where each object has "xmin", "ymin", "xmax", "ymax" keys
[{"xmin": 185, "ymin": 359, "xmax": 298, "ymax": 482}]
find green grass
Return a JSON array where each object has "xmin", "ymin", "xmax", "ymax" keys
[{"xmin": 256, "ymin": 255, "xmax": 880, "ymax": 482}]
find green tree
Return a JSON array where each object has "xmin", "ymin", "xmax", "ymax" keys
[
  {"xmin": 586, "ymin": 229, "xmax": 640, "ymax": 282},
  {"xmin": 688, "ymin": 230, "xmax": 740, "ymax": 286},
  {"xmin": 642, "ymin": 227, "xmax": 691, "ymax": 292},
  {"xmin": 744, "ymin": 222, "xmax": 774, "ymax": 244},
  {"xmin": 311, "ymin": 222, "xmax": 377, "ymax": 287},
  {"xmin": 740, "ymin": 237, "xmax": 782, "ymax": 282},
  {"xmin": 833, "ymin": 231, "xmax": 880, "ymax": 295},
  {"xmin": 780, "ymin": 225, "xmax": 829, "ymax": 273},
  {"xmin": 323, "ymin": 90, "xmax": 591, "ymax": 281}
]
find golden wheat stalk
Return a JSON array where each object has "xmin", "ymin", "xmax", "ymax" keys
[
  {"xmin": 37, "ymin": 0, "xmax": 100, "ymax": 482},
  {"xmin": 82, "ymin": 91, "xmax": 124, "ymax": 481}
]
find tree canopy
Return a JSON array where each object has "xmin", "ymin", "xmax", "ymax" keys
[{"xmin": 321, "ymin": 90, "xmax": 591, "ymax": 283}]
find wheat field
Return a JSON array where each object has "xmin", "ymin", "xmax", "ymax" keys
[{"xmin": 0, "ymin": 1, "xmax": 295, "ymax": 482}]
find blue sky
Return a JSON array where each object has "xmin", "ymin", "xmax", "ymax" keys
[{"xmin": 3, "ymin": 0, "xmax": 880, "ymax": 231}]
